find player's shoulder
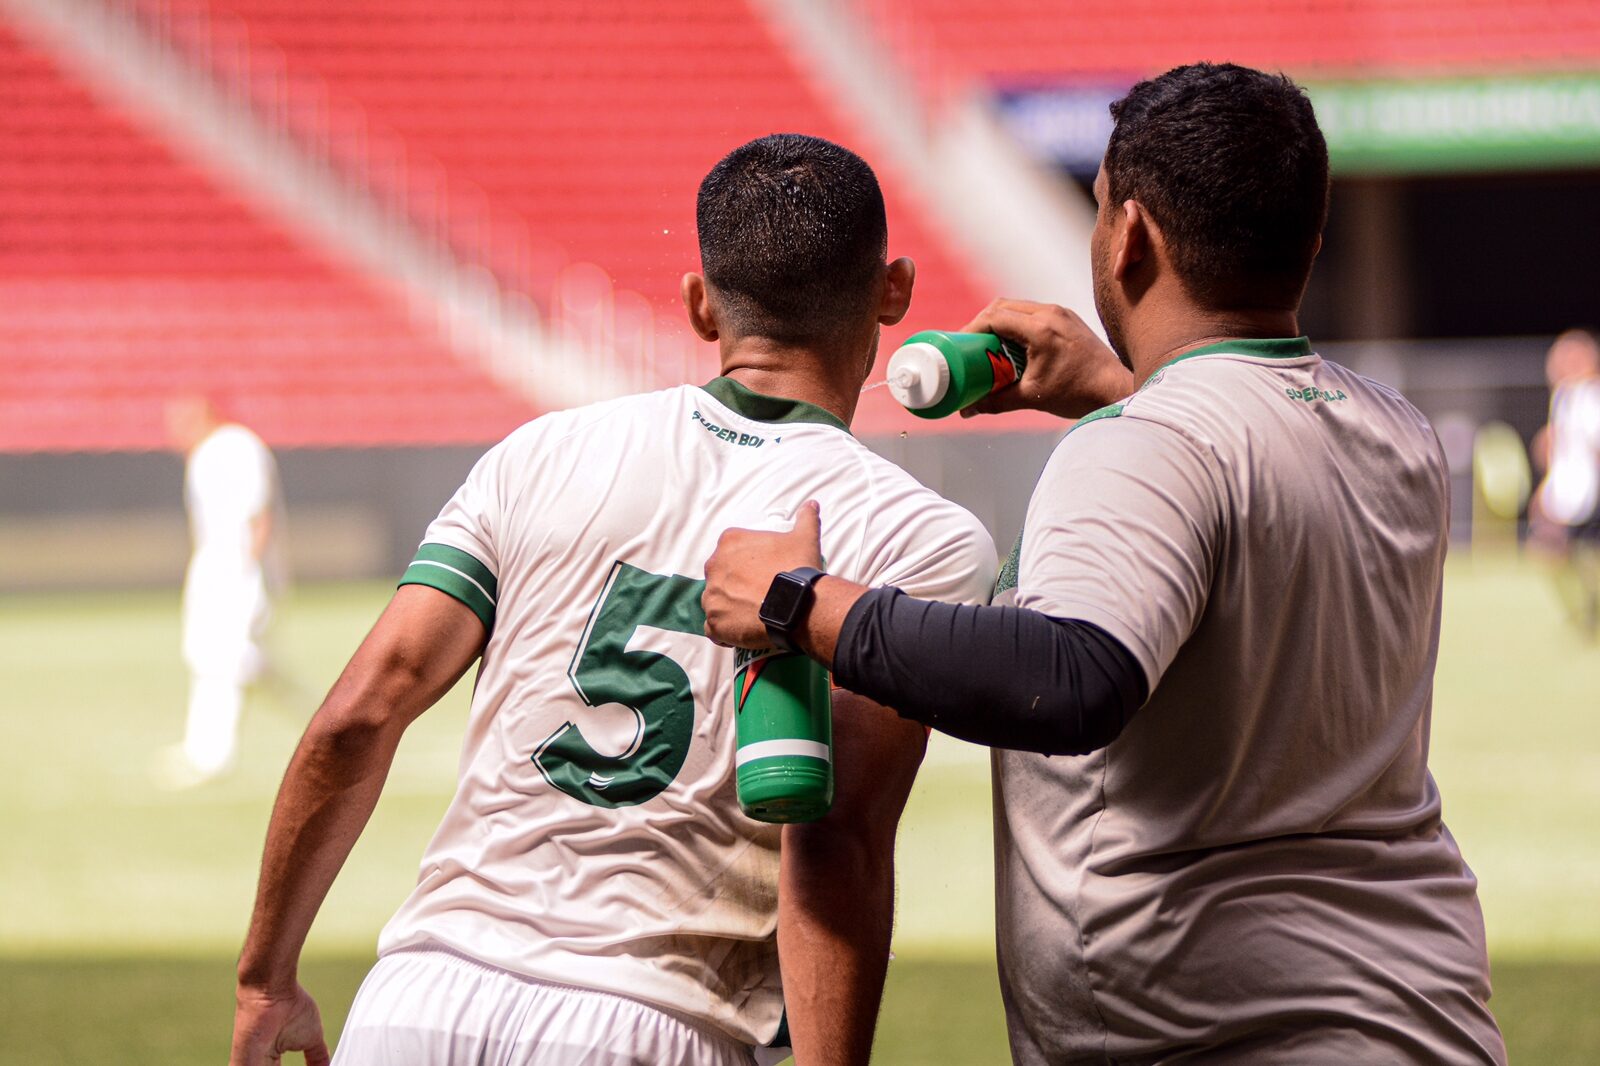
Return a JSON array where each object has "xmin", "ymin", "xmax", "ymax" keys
[
  {"xmin": 844, "ymin": 442, "xmax": 996, "ymax": 566},
  {"xmin": 210, "ymin": 422, "xmax": 268, "ymax": 451},
  {"xmin": 484, "ymin": 386, "xmax": 687, "ymax": 461},
  {"xmin": 848, "ymin": 437, "xmax": 981, "ymax": 519},
  {"xmin": 197, "ymin": 423, "xmax": 273, "ymax": 470}
]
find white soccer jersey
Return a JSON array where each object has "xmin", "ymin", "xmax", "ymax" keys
[
  {"xmin": 1540, "ymin": 377, "xmax": 1600, "ymax": 526},
  {"xmin": 185, "ymin": 423, "xmax": 277, "ymax": 571},
  {"xmin": 182, "ymin": 423, "xmax": 281, "ymax": 678},
  {"xmin": 384, "ymin": 378, "xmax": 996, "ymax": 1047}
]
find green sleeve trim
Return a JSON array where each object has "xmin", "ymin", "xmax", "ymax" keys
[
  {"xmin": 1067, "ymin": 402, "xmax": 1125, "ymax": 434},
  {"xmin": 399, "ymin": 543, "xmax": 497, "ymax": 632},
  {"xmin": 995, "ymin": 530, "xmax": 1023, "ymax": 596}
]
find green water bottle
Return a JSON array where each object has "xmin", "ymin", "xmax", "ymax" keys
[
  {"xmin": 886, "ymin": 330, "xmax": 1028, "ymax": 419},
  {"xmin": 733, "ymin": 648, "xmax": 833, "ymax": 823}
]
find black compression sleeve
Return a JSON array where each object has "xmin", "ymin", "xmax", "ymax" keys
[{"xmin": 831, "ymin": 587, "xmax": 1148, "ymax": 756}]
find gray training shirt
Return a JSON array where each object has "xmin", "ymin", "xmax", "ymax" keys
[{"xmin": 991, "ymin": 337, "xmax": 1506, "ymax": 1065}]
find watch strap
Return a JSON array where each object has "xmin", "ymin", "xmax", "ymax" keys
[{"xmin": 761, "ymin": 566, "xmax": 826, "ymax": 653}]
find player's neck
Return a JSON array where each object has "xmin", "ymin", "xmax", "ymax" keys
[
  {"xmin": 1127, "ymin": 307, "xmax": 1302, "ymax": 385},
  {"xmin": 717, "ymin": 339, "xmax": 865, "ymax": 428}
]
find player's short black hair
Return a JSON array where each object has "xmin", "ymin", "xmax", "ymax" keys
[
  {"xmin": 1106, "ymin": 63, "xmax": 1329, "ymax": 310},
  {"xmin": 696, "ymin": 133, "xmax": 887, "ymax": 344}
]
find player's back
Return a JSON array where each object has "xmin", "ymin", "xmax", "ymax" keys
[
  {"xmin": 382, "ymin": 377, "xmax": 995, "ymax": 1047},
  {"xmin": 1000, "ymin": 340, "xmax": 1502, "ymax": 1064}
]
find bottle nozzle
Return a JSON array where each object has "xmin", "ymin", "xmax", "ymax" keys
[{"xmin": 886, "ymin": 342, "xmax": 952, "ymax": 411}]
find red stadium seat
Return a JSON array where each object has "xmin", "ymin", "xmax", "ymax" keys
[
  {"xmin": 132, "ymin": 0, "xmax": 995, "ymax": 436},
  {"xmin": 0, "ymin": 21, "xmax": 537, "ymax": 452}
]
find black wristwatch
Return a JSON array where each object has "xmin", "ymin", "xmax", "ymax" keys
[{"xmin": 758, "ymin": 567, "xmax": 826, "ymax": 653}]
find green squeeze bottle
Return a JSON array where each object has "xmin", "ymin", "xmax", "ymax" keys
[
  {"xmin": 886, "ymin": 330, "xmax": 1028, "ymax": 419},
  {"xmin": 733, "ymin": 648, "xmax": 833, "ymax": 823}
]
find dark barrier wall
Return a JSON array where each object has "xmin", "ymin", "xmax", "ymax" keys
[
  {"xmin": 0, "ymin": 434, "xmax": 1063, "ymax": 593},
  {"xmin": 0, "ymin": 337, "xmax": 1557, "ymax": 593}
]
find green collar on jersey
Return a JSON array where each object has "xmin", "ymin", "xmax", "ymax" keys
[
  {"xmin": 700, "ymin": 377, "xmax": 850, "ymax": 433},
  {"xmin": 1161, "ymin": 335, "xmax": 1313, "ymax": 370}
]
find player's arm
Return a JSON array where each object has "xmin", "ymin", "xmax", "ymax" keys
[
  {"xmin": 249, "ymin": 507, "xmax": 273, "ymax": 563},
  {"xmin": 778, "ymin": 688, "xmax": 926, "ymax": 1066},
  {"xmin": 230, "ymin": 585, "xmax": 485, "ymax": 1066},
  {"xmin": 703, "ymin": 433, "xmax": 1212, "ymax": 754},
  {"xmin": 707, "ymin": 537, "xmax": 1143, "ymax": 755}
]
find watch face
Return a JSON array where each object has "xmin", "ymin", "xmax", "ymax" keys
[{"xmin": 761, "ymin": 572, "xmax": 809, "ymax": 627}]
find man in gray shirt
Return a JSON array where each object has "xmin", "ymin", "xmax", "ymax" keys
[{"xmin": 702, "ymin": 63, "xmax": 1505, "ymax": 1064}]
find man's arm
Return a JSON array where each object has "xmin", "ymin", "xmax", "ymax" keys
[
  {"xmin": 702, "ymin": 496, "xmax": 1153, "ymax": 757},
  {"xmin": 955, "ymin": 299, "xmax": 1133, "ymax": 420},
  {"xmin": 230, "ymin": 585, "xmax": 486, "ymax": 1066},
  {"xmin": 779, "ymin": 689, "xmax": 926, "ymax": 1066},
  {"xmin": 706, "ymin": 551, "xmax": 1143, "ymax": 756}
]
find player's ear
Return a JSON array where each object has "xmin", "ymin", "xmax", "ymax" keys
[
  {"xmin": 681, "ymin": 272, "xmax": 719, "ymax": 342},
  {"xmin": 1310, "ymin": 232, "xmax": 1324, "ymax": 261},
  {"xmin": 1112, "ymin": 200, "xmax": 1150, "ymax": 282},
  {"xmin": 877, "ymin": 256, "xmax": 916, "ymax": 326}
]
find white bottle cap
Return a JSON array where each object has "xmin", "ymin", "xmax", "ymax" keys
[{"xmin": 886, "ymin": 342, "xmax": 951, "ymax": 411}]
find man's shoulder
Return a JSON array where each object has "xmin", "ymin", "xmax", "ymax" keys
[
  {"xmin": 851, "ymin": 442, "xmax": 983, "ymax": 523},
  {"xmin": 488, "ymin": 387, "xmax": 690, "ymax": 457},
  {"xmin": 192, "ymin": 423, "xmax": 274, "ymax": 478},
  {"xmin": 205, "ymin": 422, "xmax": 270, "ymax": 454},
  {"xmin": 843, "ymin": 447, "xmax": 996, "ymax": 593}
]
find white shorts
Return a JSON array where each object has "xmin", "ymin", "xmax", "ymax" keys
[{"xmin": 332, "ymin": 947, "xmax": 760, "ymax": 1066}]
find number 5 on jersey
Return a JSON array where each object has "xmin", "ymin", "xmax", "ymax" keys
[{"xmin": 534, "ymin": 561, "xmax": 706, "ymax": 808}]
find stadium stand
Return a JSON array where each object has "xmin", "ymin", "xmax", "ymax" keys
[
  {"xmin": 0, "ymin": 17, "xmax": 537, "ymax": 452},
  {"xmin": 136, "ymin": 0, "xmax": 995, "ymax": 435},
  {"xmin": 858, "ymin": 0, "xmax": 1600, "ymax": 104}
]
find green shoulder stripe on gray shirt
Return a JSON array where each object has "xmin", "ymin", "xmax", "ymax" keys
[
  {"xmin": 996, "ymin": 403, "xmax": 1129, "ymax": 596},
  {"xmin": 1068, "ymin": 402, "xmax": 1126, "ymax": 434},
  {"xmin": 400, "ymin": 542, "xmax": 498, "ymax": 631}
]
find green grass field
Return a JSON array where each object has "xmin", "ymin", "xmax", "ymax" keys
[{"xmin": 3, "ymin": 554, "xmax": 1598, "ymax": 1064}]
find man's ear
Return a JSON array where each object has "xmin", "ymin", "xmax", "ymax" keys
[
  {"xmin": 877, "ymin": 257, "xmax": 916, "ymax": 326},
  {"xmin": 681, "ymin": 272, "xmax": 719, "ymax": 342},
  {"xmin": 1310, "ymin": 233, "xmax": 1324, "ymax": 260},
  {"xmin": 1112, "ymin": 200, "xmax": 1150, "ymax": 282}
]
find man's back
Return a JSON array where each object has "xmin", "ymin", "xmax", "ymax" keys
[
  {"xmin": 998, "ymin": 339, "xmax": 1503, "ymax": 1064},
  {"xmin": 386, "ymin": 378, "xmax": 995, "ymax": 1046}
]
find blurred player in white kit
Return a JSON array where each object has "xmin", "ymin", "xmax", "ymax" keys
[
  {"xmin": 1532, "ymin": 330, "xmax": 1600, "ymax": 638},
  {"xmin": 161, "ymin": 395, "xmax": 284, "ymax": 784}
]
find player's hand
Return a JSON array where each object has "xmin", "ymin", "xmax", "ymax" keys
[
  {"xmin": 704, "ymin": 501, "xmax": 824, "ymax": 648},
  {"xmin": 230, "ymin": 983, "xmax": 330, "ymax": 1066},
  {"xmin": 957, "ymin": 299, "xmax": 1134, "ymax": 420}
]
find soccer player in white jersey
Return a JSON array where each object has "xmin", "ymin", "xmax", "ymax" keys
[
  {"xmin": 229, "ymin": 134, "xmax": 996, "ymax": 1066},
  {"xmin": 159, "ymin": 395, "xmax": 284, "ymax": 786},
  {"xmin": 706, "ymin": 66, "xmax": 1506, "ymax": 1064},
  {"xmin": 1531, "ymin": 329, "xmax": 1600, "ymax": 637}
]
